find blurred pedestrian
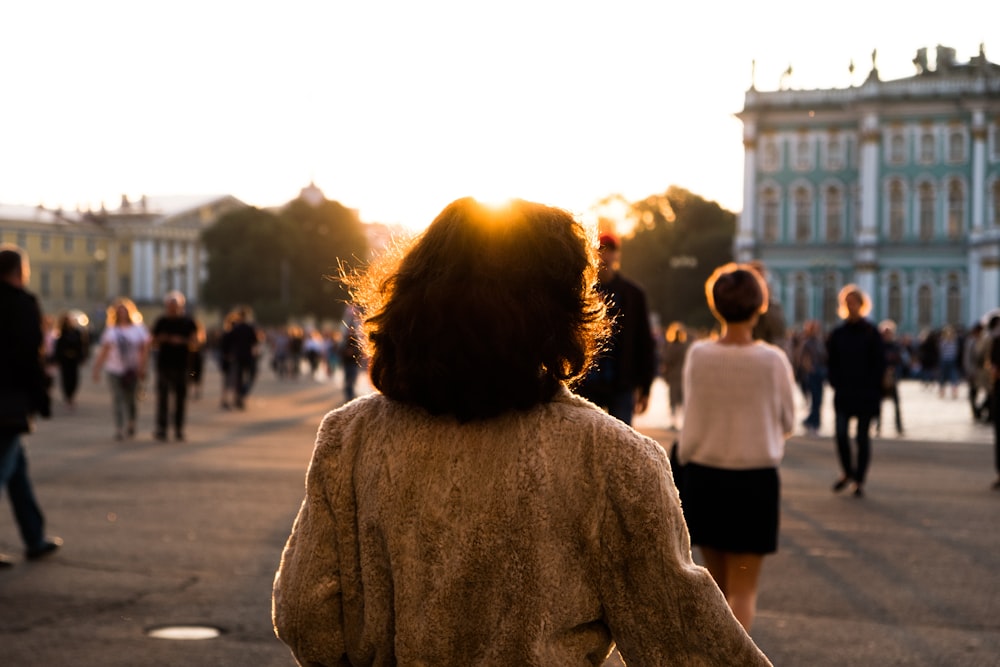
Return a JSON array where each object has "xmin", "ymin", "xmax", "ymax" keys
[
  {"xmin": 660, "ymin": 321, "xmax": 690, "ymax": 430},
  {"xmin": 826, "ymin": 285, "xmax": 884, "ymax": 497},
  {"xmin": 749, "ymin": 260, "xmax": 789, "ymax": 356},
  {"xmin": 220, "ymin": 306, "xmax": 261, "ymax": 410},
  {"xmin": 91, "ymin": 298, "xmax": 150, "ymax": 441},
  {"xmin": 151, "ymin": 291, "xmax": 199, "ymax": 442},
  {"xmin": 0, "ymin": 244, "xmax": 62, "ymax": 565},
  {"xmin": 677, "ymin": 263, "xmax": 795, "ymax": 631},
  {"xmin": 875, "ymin": 320, "xmax": 905, "ymax": 437},
  {"xmin": 937, "ymin": 325, "xmax": 960, "ymax": 399},
  {"xmin": 988, "ymin": 315, "xmax": 1000, "ymax": 490},
  {"xmin": 793, "ymin": 319, "xmax": 827, "ymax": 435},
  {"xmin": 53, "ymin": 311, "xmax": 89, "ymax": 409},
  {"xmin": 963, "ymin": 322, "xmax": 989, "ymax": 421},
  {"xmin": 272, "ymin": 198, "xmax": 771, "ymax": 666},
  {"xmin": 574, "ymin": 230, "xmax": 657, "ymax": 425}
]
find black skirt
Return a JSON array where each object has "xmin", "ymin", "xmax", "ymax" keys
[{"xmin": 678, "ymin": 462, "xmax": 780, "ymax": 554}]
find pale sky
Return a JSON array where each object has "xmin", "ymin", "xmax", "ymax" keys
[{"xmin": 1, "ymin": 1, "xmax": 996, "ymax": 231}]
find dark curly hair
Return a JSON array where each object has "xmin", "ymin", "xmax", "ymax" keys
[{"xmin": 345, "ymin": 197, "xmax": 610, "ymax": 421}]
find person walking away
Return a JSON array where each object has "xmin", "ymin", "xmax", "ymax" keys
[
  {"xmin": 964, "ymin": 322, "xmax": 990, "ymax": 421},
  {"xmin": 875, "ymin": 320, "xmax": 905, "ymax": 437},
  {"xmin": 151, "ymin": 291, "xmax": 198, "ymax": 441},
  {"xmin": 988, "ymin": 315, "xmax": 1000, "ymax": 490},
  {"xmin": 794, "ymin": 319, "xmax": 827, "ymax": 435},
  {"xmin": 222, "ymin": 306, "xmax": 261, "ymax": 410},
  {"xmin": 937, "ymin": 325, "xmax": 961, "ymax": 399},
  {"xmin": 91, "ymin": 298, "xmax": 151, "ymax": 441},
  {"xmin": 826, "ymin": 285, "xmax": 885, "ymax": 497},
  {"xmin": 272, "ymin": 197, "xmax": 771, "ymax": 666},
  {"xmin": 574, "ymin": 231, "xmax": 657, "ymax": 426},
  {"xmin": 187, "ymin": 321, "xmax": 206, "ymax": 401},
  {"xmin": 676, "ymin": 263, "xmax": 795, "ymax": 631},
  {"xmin": 54, "ymin": 312, "xmax": 89, "ymax": 409},
  {"xmin": 659, "ymin": 321, "xmax": 690, "ymax": 430},
  {"xmin": 0, "ymin": 244, "xmax": 63, "ymax": 566}
]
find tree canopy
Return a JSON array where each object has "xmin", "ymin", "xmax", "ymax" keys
[
  {"xmin": 614, "ymin": 186, "xmax": 736, "ymax": 330},
  {"xmin": 201, "ymin": 198, "xmax": 369, "ymax": 325}
]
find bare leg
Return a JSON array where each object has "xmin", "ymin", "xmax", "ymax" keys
[{"xmin": 700, "ymin": 547, "xmax": 765, "ymax": 632}]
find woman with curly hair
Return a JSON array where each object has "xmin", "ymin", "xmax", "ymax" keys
[
  {"xmin": 91, "ymin": 298, "xmax": 150, "ymax": 441},
  {"xmin": 272, "ymin": 198, "xmax": 770, "ymax": 666}
]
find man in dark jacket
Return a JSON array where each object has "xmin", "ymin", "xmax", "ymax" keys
[
  {"xmin": 574, "ymin": 232, "xmax": 657, "ymax": 426},
  {"xmin": 826, "ymin": 285, "xmax": 885, "ymax": 498},
  {"xmin": 0, "ymin": 244, "xmax": 62, "ymax": 566}
]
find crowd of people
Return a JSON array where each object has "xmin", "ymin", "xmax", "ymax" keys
[{"xmin": 7, "ymin": 193, "xmax": 1000, "ymax": 664}]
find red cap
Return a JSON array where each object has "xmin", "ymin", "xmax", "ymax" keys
[{"xmin": 598, "ymin": 232, "xmax": 620, "ymax": 250}]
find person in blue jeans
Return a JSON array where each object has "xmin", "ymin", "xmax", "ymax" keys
[
  {"xmin": 795, "ymin": 319, "xmax": 827, "ymax": 435},
  {"xmin": 0, "ymin": 244, "xmax": 62, "ymax": 566}
]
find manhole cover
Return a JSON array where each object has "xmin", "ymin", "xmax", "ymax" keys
[{"xmin": 146, "ymin": 625, "xmax": 223, "ymax": 640}]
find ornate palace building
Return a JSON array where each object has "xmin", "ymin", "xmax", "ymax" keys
[
  {"xmin": 0, "ymin": 194, "xmax": 245, "ymax": 322},
  {"xmin": 735, "ymin": 44, "xmax": 1000, "ymax": 333}
]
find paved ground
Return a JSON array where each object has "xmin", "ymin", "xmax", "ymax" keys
[{"xmin": 1, "ymin": 363, "xmax": 997, "ymax": 666}]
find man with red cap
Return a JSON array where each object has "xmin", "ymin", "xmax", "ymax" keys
[{"xmin": 574, "ymin": 231, "xmax": 657, "ymax": 425}]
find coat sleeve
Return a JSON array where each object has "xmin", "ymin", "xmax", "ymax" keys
[
  {"xmin": 272, "ymin": 424, "xmax": 351, "ymax": 667},
  {"xmin": 596, "ymin": 436, "xmax": 772, "ymax": 666}
]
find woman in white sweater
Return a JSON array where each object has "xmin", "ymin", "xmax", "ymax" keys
[
  {"xmin": 677, "ymin": 263, "xmax": 796, "ymax": 632},
  {"xmin": 272, "ymin": 199, "xmax": 772, "ymax": 666}
]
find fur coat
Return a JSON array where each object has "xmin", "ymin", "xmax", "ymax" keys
[{"xmin": 273, "ymin": 386, "xmax": 771, "ymax": 666}]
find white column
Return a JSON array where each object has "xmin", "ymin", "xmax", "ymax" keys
[
  {"xmin": 106, "ymin": 242, "xmax": 119, "ymax": 298},
  {"xmin": 858, "ymin": 112, "xmax": 880, "ymax": 242},
  {"xmin": 735, "ymin": 119, "xmax": 758, "ymax": 263},
  {"xmin": 186, "ymin": 242, "xmax": 198, "ymax": 302}
]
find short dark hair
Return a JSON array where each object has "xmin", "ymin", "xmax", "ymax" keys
[
  {"xmin": 705, "ymin": 263, "xmax": 768, "ymax": 324},
  {"xmin": 345, "ymin": 197, "xmax": 610, "ymax": 421},
  {"xmin": 0, "ymin": 244, "xmax": 24, "ymax": 280}
]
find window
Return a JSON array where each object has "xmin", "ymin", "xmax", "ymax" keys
[
  {"xmin": 17, "ymin": 231, "xmax": 26, "ymax": 247},
  {"xmin": 63, "ymin": 271, "xmax": 74, "ymax": 298},
  {"xmin": 888, "ymin": 181, "xmax": 905, "ymax": 240},
  {"xmin": 888, "ymin": 274, "xmax": 902, "ymax": 323},
  {"xmin": 993, "ymin": 122, "xmax": 1000, "ymax": 159},
  {"xmin": 920, "ymin": 130, "xmax": 935, "ymax": 163},
  {"xmin": 889, "ymin": 133, "xmax": 906, "ymax": 163},
  {"xmin": 793, "ymin": 275, "xmax": 808, "ymax": 323},
  {"xmin": 119, "ymin": 275, "xmax": 130, "ymax": 297},
  {"xmin": 86, "ymin": 237, "xmax": 97, "ymax": 254},
  {"xmin": 40, "ymin": 233, "xmax": 50, "ymax": 252},
  {"xmin": 993, "ymin": 180, "xmax": 1000, "ymax": 226},
  {"xmin": 64, "ymin": 236, "xmax": 74, "ymax": 253},
  {"xmin": 825, "ymin": 186, "xmax": 843, "ymax": 241},
  {"xmin": 919, "ymin": 182, "xmax": 936, "ymax": 240},
  {"xmin": 823, "ymin": 274, "xmax": 838, "ymax": 325},
  {"xmin": 120, "ymin": 241, "xmax": 130, "ymax": 255},
  {"xmin": 761, "ymin": 138, "xmax": 779, "ymax": 171},
  {"xmin": 946, "ymin": 274, "xmax": 961, "ymax": 325},
  {"xmin": 947, "ymin": 180, "xmax": 964, "ymax": 239},
  {"xmin": 794, "ymin": 187, "xmax": 812, "ymax": 241},
  {"xmin": 917, "ymin": 284, "xmax": 933, "ymax": 328},
  {"xmin": 796, "ymin": 135, "xmax": 811, "ymax": 170},
  {"xmin": 827, "ymin": 133, "xmax": 844, "ymax": 170},
  {"xmin": 86, "ymin": 272, "xmax": 96, "ymax": 299},
  {"xmin": 761, "ymin": 187, "xmax": 779, "ymax": 242},
  {"xmin": 40, "ymin": 270, "xmax": 51, "ymax": 298},
  {"xmin": 948, "ymin": 128, "xmax": 965, "ymax": 162}
]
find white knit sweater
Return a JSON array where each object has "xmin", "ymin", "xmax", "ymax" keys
[{"xmin": 678, "ymin": 340, "xmax": 795, "ymax": 469}]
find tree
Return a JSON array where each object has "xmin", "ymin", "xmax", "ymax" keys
[
  {"xmin": 201, "ymin": 206, "xmax": 295, "ymax": 324},
  {"xmin": 279, "ymin": 198, "xmax": 369, "ymax": 322},
  {"xmin": 200, "ymin": 196, "xmax": 370, "ymax": 325},
  {"xmin": 618, "ymin": 186, "xmax": 736, "ymax": 330}
]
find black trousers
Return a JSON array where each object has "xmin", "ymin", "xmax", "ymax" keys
[{"xmin": 156, "ymin": 367, "xmax": 189, "ymax": 435}]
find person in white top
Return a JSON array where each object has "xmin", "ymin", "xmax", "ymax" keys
[
  {"xmin": 677, "ymin": 262, "xmax": 796, "ymax": 632},
  {"xmin": 91, "ymin": 298, "xmax": 151, "ymax": 441}
]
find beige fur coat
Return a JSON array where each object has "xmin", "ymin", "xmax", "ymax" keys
[{"xmin": 273, "ymin": 386, "xmax": 771, "ymax": 666}]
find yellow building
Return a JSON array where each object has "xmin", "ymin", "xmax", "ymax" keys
[{"xmin": 0, "ymin": 194, "xmax": 245, "ymax": 323}]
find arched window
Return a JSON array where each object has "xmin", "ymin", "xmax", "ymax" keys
[
  {"xmin": 762, "ymin": 187, "xmax": 779, "ymax": 242},
  {"xmin": 947, "ymin": 180, "xmax": 964, "ymax": 239},
  {"xmin": 794, "ymin": 186, "xmax": 812, "ymax": 241},
  {"xmin": 946, "ymin": 273, "xmax": 961, "ymax": 325},
  {"xmin": 888, "ymin": 274, "xmax": 902, "ymax": 323},
  {"xmin": 825, "ymin": 186, "xmax": 843, "ymax": 241},
  {"xmin": 917, "ymin": 284, "xmax": 933, "ymax": 327},
  {"xmin": 827, "ymin": 133, "xmax": 843, "ymax": 170},
  {"xmin": 888, "ymin": 180, "xmax": 905, "ymax": 240},
  {"xmin": 919, "ymin": 182, "xmax": 936, "ymax": 241},
  {"xmin": 794, "ymin": 274, "xmax": 808, "ymax": 323},
  {"xmin": 920, "ymin": 130, "xmax": 935, "ymax": 163}
]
